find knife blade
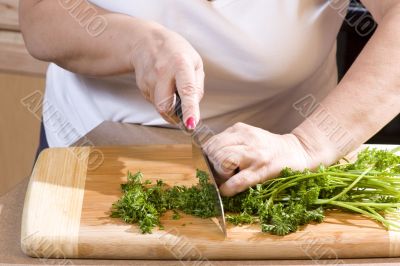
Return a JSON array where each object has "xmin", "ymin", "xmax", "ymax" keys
[{"xmin": 174, "ymin": 93, "xmax": 227, "ymax": 237}]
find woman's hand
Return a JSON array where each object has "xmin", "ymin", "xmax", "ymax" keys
[
  {"xmin": 20, "ymin": 1, "xmax": 204, "ymax": 129},
  {"xmin": 130, "ymin": 23, "xmax": 204, "ymax": 129},
  {"xmin": 204, "ymin": 123, "xmax": 331, "ymax": 197}
]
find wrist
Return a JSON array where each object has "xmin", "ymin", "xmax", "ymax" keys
[
  {"xmin": 291, "ymin": 119, "xmax": 353, "ymax": 168},
  {"xmin": 104, "ymin": 14, "xmax": 166, "ymax": 73},
  {"xmin": 126, "ymin": 19, "xmax": 168, "ymax": 71}
]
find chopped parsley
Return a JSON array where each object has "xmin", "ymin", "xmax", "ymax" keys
[{"xmin": 111, "ymin": 169, "xmax": 217, "ymax": 233}]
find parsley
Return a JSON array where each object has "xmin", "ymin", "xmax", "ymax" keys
[
  {"xmin": 111, "ymin": 148, "xmax": 400, "ymax": 235},
  {"xmin": 111, "ymin": 169, "xmax": 217, "ymax": 233},
  {"xmin": 226, "ymin": 212, "xmax": 256, "ymax": 226},
  {"xmin": 223, "ymin": 147, "xmax": 400, "ymax": 235}
]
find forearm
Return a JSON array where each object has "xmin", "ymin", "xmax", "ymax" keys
[
  {"xmin": 20, "ymin": 0, "xmax": 159, "ymax": 76},
  {"xmin": 293, "ymin": 5, "xmax": 400, "ymax": 165}
]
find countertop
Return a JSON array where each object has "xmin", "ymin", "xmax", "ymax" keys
[{"xmin": 1, "ymin": 121, "xmax": 400, "ymax": 265}]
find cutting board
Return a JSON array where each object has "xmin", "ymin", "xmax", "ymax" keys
[{"xmin": 21, "ymin": 144, "xmax": 400, "ymax": 260}]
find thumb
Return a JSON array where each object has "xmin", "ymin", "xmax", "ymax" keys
[{"xmin": 175, "ymin": 65, "xmax": 203, "ymax": 130}]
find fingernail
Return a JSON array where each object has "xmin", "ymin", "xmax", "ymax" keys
[{"xmin": 186, "ymin": 116, "xmax": 196, "ymax": 130}]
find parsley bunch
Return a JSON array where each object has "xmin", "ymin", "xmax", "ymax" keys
[
  {"xmin": 224, "ymin": 147, "xmax": 400, "ymax": 235},
  {"xmin": 111, "ymin": 147, "xmax": 400, "ymax": 235}
]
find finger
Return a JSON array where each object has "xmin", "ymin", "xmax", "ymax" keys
[
  {"xmin": 204, "ymin": 132, "xmax": 244, "ymax": 157},
  {"xmin": 195, "ymin": 67, "xmax": 205, "ymax": 101},
  {"xmin": 210, "ymin": 145, "xmax": 252, "ymax": 179},
  {"xmin": 219, "ymin": 168, "xmax": 263, "ymax": 197},
  {"xmin": 203, "ymin": 123, "xmax": 245, "ymax": 152},
  {"xmin": 142, "ymin": 90, "xmax": 151, "ymax": 102},
  {"xmin": 154, "ymin": 77, "xmax": 177, "ymax": 124},
  {"xmin": 175, "ymin": 61, "xmax": 202, "ymax": 130},
  {"xmin": 136, "ymin": 77, "xmax": 152, "ymax": 103}
]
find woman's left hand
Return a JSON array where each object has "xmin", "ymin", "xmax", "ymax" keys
[{"xmin": 204, "ymin": 122, "xmax": 324, "ymax": 197}]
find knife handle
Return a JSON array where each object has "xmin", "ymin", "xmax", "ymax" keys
[{"xmin": 175, "ymin": 92, "xmax": 184, "ymax": 124}]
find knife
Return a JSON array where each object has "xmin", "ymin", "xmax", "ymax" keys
[{"xmin": 174, "ymin": 93, "xmax": 227, "ymax": 237}]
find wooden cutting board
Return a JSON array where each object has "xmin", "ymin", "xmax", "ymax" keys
[{"xmin": 21, "ymin": 144, "xmax": 400, "ymax": 260}]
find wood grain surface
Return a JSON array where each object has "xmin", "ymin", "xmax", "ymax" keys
[
  {"xmin": 21, "ymin": 147, "xmax": 90, "ymax": 258},
  {"xmin": 0, "ymin": 0, "xmax": 48, "ymax": 75},
  {"xmin": 0, "ymin": 30, "xmax": 48, "ymax": 75},
  {"xmin": 0, "ymin": 0, "xmax": 18, "ymax": 31},
  {"xmin": 21, "ymin": 144, "xmax": 400, "ymax": 260}
]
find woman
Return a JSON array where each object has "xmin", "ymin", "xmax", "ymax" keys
[{"xmin": 20, "ymin": 0, "xmax": 400, "ymax": 196}]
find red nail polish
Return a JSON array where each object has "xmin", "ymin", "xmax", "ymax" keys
[{"xmin": 186, "ymin": 117, "xmax": 196, "ymax": 130}]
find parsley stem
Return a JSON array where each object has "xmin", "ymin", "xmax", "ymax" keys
[
  {"xmin": 315, "ymin": 200, "xmax": 400, "ymax": 208},
  {"xmin": 324, "ymin": 168, "xmax": 372, "ymax": 204},
  {"xmin": 321, "ymin": 200, "xmax": 400, "ymax": 229}
]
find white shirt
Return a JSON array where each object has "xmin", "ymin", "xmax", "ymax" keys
[{"xmin": 43, "ymin": 0, "xmax": 348, "ymax": 147}]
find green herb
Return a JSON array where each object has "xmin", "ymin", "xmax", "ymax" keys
[
  {"xmin": 223, "ymin": 147, "xmax": 400, "ymax": 235},
  {"xmin": 111, "ymin": 147, "xmax": 400, "ymax": 235},
  {"xmin": 111, "ymin": 169, "xmax": 217, "ymax": 233},
  {"xmin": 166, "ymin": 170, "xmax": 218, "ymax": 218},
  {"xmin": 110, "ymin": 171, "xmax": 167, "ymax": 233},
  {"xmin": 226, "ymin": 212, "xmax": 256, "ymax": 226}
]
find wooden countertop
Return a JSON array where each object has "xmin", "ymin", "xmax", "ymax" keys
[{"xmin": 1, "ymin": 121, "xmax": 400, "ymax": 265}]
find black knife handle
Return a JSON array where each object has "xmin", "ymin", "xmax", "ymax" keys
[{"xmin": 175, "ymin": 92, "xmax": 184, "ymax": 124}]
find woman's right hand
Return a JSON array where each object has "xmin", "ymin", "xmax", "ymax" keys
[
  {"xmin": 130, "ymin": 22, "xmax": 205, "ymax": 129},
  {"xmin": 20, "ymin": 1, "xmax": 204, "ymax": 129}
]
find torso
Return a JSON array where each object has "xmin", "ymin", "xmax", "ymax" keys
[{"xmin": 43, "ymin": 0, "xmax": 348, "ymax": 147}]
